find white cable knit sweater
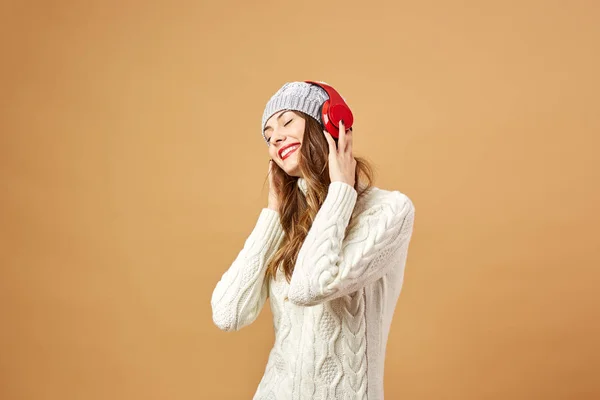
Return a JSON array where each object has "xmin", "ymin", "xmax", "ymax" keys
[{"xmin": 211, "ymin": 178, "xmax": 415, "ymax": 399}]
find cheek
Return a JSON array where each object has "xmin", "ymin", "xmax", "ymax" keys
[
  {"xmin": 269, "ymin": 147, "xmax": 280, "ymax": 164},
  {"xmin": 295, "ymin": 125, "xmax": 305, "ymax": 142}
]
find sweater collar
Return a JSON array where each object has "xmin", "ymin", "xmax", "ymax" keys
[{"xmin": 297, "ymin": 177, "xmax": 308, "ymax": 195}]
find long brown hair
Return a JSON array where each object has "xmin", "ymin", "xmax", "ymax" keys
[{"xmin": 264, "ymin": 110, "xmax": 376, "ymax": 283}]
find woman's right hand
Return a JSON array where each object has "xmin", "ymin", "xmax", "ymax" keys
[{"xmin": 267, "ymin": 160, "xmax": 280, "ymax": 212}]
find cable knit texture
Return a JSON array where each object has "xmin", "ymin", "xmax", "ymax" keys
[{"xmin": 211, "ymin": 177, "xmax": 415, "ymax": 400}]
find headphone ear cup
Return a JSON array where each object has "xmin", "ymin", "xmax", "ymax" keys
[
  {"xmin": 322, "ymin": 101, "xmax": 353, "ymax": 139},
  {"xmin": 330, "ymin": 104, "xmax": 353, "ymax": 128},
  {"xmin": 321, "ymin": 100, "xmax": 339, "ymax": 139},
  {"xmin": 306, "ymin": 80, "xmax": 354, "ymax": 139}
]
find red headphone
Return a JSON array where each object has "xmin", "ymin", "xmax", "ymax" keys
[{"xmin": 304, "ymin": 80, "xmax": 353, "ymax": 139}]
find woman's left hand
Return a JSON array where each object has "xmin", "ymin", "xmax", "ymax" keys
[{"xmin": 323, "ymin": 120, "xmax": 356, "ymax": 187}]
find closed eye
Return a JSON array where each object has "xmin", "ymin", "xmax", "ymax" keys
[{"xmin": 266, "ymin": 119, "xmax": 293, "ymax": 144}]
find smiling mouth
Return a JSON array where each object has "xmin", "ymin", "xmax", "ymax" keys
[{"xmin": 280, "ymin": 144, "xmax": 300, "ymax": 160}]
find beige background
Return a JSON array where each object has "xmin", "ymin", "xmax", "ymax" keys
[{"xmin": 1, "ymin": 0, "xmax": 599, "ymax": 399}]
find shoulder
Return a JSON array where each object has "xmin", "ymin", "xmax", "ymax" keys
[
  {"xmin": 342, "ymin": 184, "xmax": 415, "ymax": 245},
  {"xmin": 353, "ymin": 185, "xmax": 415, "ymax": 218}
]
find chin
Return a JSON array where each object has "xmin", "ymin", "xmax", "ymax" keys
[
  {"xmin": 282, "ymin": 166, "xmax": 299, "ymax": 177},
  {"xmin": 284, "ymin": 162, "xmax": 299, "ymax": 175}
]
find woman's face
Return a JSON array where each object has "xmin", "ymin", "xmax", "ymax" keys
[{"xmin": 264, "ymin": 110, "xmax": 305, "ymax": 177}]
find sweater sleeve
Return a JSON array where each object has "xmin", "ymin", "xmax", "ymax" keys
[
  {"xmin": 211, "ymin": 208, "xmax": 285, "ymax": 331},
  {"xmin": 288, "ymin": 181, "xmax": 415, "ymax": 306}
]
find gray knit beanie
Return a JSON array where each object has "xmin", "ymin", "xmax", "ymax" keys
[{"xmin": 261, "ymin": 81, "xmax": 329, "ymax": 143}]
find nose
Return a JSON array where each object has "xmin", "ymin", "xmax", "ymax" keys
[{"xmin": 270, "ymin": 128, "xmax": 287, "ymax": 145}]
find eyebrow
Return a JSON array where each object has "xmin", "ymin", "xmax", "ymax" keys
[{"xmin": 263, "ymin": 110, "xmax": 292, "ymax": 134}]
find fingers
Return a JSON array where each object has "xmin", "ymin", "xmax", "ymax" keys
[
  {"xmin": 338, "ymin": 120, "xmax": 345, "ymax": 153},
  {"xmin": 338, "ymin": 120, "xmax": 353, "ymax": 154},
  {"xmin": 268, "ymin": 160, "xmax": 280, "ymax": 194},
  {"xmin": 346, "ymin": 125, "xmax": 352, "ymax": 154},
  {"xmin": 323, "ymin": 128, "xmax": 336, "ymax": 154},
  {"xmin": 268, "ymin": 159, "xmax": 275, "ymax": 183}
]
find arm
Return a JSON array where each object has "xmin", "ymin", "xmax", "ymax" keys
[
  {"xmin": 211, "ymin": 208, "xmax": 284, "ymax": 331},
  {"xmin": 288, "ymin": 181, "xmax": 415, "ymax": 306}
]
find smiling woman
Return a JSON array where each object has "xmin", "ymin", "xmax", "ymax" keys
[{"xmin": 210, "ymin": 81, "xmax": 416, "ymax": 400}]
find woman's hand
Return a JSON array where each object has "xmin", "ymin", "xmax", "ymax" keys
[
  {"xmin": 323, "ymin": 120, "xmax": 356, "ymax": 187},
  {"xmin": 267, "ymin": 160, "xmax": 281, "ymax": 211}
]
